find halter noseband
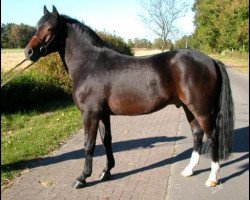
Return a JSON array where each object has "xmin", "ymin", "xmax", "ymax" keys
[{"xmin": 32, "ymin": 34, "xmax": 56, "ymax": 55}]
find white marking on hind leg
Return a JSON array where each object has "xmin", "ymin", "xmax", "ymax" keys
[
  {"xmin": 205, "ymin": 161, "xmax": 220, "ymax": 187},
  {"xmin": 181, "ymin": 151, "xmax": 199, "ymax": 177}
]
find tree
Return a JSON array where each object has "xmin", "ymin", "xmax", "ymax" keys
[
  {"xmin": 192, "ymin": 0, "xmax": 249, "ymax": 52},
  {"xmin": 1, "ymin": 23, "xmax": 36, "ymax": 48},
  {"xmin": 174, "ymin": 34, "xmax": 200, "ymax": 50},
  {"xmin": 1, "ymin": 24, "xmax": 10, "ymax": 48},
  {"xmin": 153, "ymin": 38, "xmax": 173, "ymax": 50},
  {"xmin": 133, "ymin": 38, "xmax": 152, "ymax": 49},
  {"xmin": 139, "ymin": 0, "xmax": 188, "ymax": 52}
]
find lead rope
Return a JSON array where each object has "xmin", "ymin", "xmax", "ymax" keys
[
  {"xmin": 2, "ymin": 59, "xmax": 27, "ymax": 77},
  {"xmin": 1, "ymin": 60, "xmax": 35, "ymax": 87}
]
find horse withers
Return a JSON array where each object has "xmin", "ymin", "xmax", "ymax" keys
[{"xmin": 24, "ymin": 6, "xmax": 234, "ymax": 188}]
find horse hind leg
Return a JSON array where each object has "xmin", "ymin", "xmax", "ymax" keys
[
  {"xmin": 193, "ymin": 113, "xmax": 220, "ymax": 187},
  {"xmin": 98, "ymin": 113, "xmax": 115, "ymax": 181},
  {"xmin": 181, "ymin": 105, "xmax": 204, "ymax": 177},
  {"xmin": 204, "ymin": 129, "xmax": 220, "ymax": 187}
]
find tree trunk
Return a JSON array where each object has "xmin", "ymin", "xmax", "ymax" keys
[
  {"xmin": 161, "ymin": 39, "xmax": 166, "ymax": 52},
  {"xmin": 161, "ymin": 43, "xmax": 164, "ymax": 52}
]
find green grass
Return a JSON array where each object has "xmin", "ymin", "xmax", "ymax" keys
[{"xmin": 1, "ymin": 98, "xmax": 82, "ymax": 189}]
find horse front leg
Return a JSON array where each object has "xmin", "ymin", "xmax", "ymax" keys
[
  {"xmin": 98, "ymin": 113, "xmax": 115, "ymax": 181},
  {"xmin": 72, "ymin": 109, "xmax": 100, "ymax": 189}
]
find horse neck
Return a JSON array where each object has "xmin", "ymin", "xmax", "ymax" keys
[{"xmin": 58, "ymin": 21, "xmax": 105, "ymax": 78}]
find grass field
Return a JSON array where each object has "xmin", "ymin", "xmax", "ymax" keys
[
  {"xmin": 1, "ymin": 48, "xmax": 248, "ymax": 190},
  {"xmin": 1, "ymin": 49, "xmax": 28, "ymax": 72}
]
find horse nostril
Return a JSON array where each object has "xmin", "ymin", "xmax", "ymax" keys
[
  {"xmin": 40, "ymin": 46, "xmax": 47, "ymax": 55},
  {"xmin": 24, "ymin": 47, "xmax": 34, "ymax": 60}
]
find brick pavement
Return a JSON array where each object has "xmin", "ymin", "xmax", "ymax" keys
[{"xmin": 2, "ymin": 105, "xmax": 183, "ymax": 200}]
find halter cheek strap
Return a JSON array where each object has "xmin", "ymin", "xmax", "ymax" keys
[{"xmin": 32, "ymin": 34, "xmax": 56, "ymax": 55}]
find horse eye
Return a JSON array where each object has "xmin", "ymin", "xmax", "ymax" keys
[{"xmin": 47, "ymin": 28, "xmax": 53, "ymax": 32}]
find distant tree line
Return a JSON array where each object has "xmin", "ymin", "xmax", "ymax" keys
[{"xmin": 1, "ymin": 23, "xmax": 36, "ymax": 48}]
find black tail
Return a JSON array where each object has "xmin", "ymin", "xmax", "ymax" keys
[{"xmin": 214, "ymin": 60, "xmax": 234, "ymax": 160}]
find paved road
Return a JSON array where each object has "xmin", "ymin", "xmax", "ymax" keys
[{"xmin": 2, "ymin": 69, "xmax": 249, "ymax": 200}]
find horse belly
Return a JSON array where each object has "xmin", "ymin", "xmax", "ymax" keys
[{"xmin": 108, "ymin": 91, "xmax": 170, "ymax": 115}]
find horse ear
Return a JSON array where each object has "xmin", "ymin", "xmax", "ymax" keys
[
  {"xmin": 44, "ymin": 5, "xmax": 50, "ymax": 15},
  {"xmin": 52, "ymin": 5, "xmax": 59, "ymax": 17}
]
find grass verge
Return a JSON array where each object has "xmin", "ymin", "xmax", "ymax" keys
[
  {"xmin": 208, "ymin": 53, "xmax": 249, "ymax": 73},
  {"xmin": 1, "ymin": 97, "xmax": 81, "ymax": 190}
]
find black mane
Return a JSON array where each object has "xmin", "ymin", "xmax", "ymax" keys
[{"xmin": 61, "ymin": 15, "xmax": 124, "ymax": 54}]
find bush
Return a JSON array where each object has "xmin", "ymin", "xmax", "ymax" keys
[
  {"xmin": 34, "ymin": 53, "xmax": 72, "ymax": 93},
  {"xmin": 1, "ymin": 53, "xmax": 71, "ymax": 112},
  {"xmin": 1, "ymin": 70, "xmax": 70, "ymax": 113},
  {"xmin": 97, "ymin": 31, "xmax": 134, "ymax": 56}
]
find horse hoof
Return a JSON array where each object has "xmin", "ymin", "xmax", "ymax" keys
[
  {"xmin": 205, "ymin": 179, "xmax": 218, "ymax": 187},
  {"xmin": 99, "ymin": 171, "xmax": 111, "ymax": 181},
  {"xmin": 72, "ymin": 179, "xmax": 86, "ymax": 189},
  {"xmin": 181, "ymin": 168, "xmax": 193, "ymax": 177}
]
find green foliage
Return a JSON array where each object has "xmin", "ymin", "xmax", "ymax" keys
[
  {"xmin": 34, "ymin": 53, "xmax": 72, "ymax": 93},
  {"xmin": 192, "ymin": 0, "xmax": 249, "ymax": 52},
  {"xmin": 174, "ymin": 35, "xmax": 200, "ymax": 50},
  {"xmin": 97, "ymin": 31, "xmax": 134, "ymax": 55}
]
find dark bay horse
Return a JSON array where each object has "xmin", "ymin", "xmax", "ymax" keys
[{"xmin": 24, "ymin": 6, "xmax": 234, "ymax": 188}]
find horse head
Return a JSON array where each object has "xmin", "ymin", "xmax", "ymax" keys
[{"xmin": 24, "ymin": 5, "xmax": 61, "ymax": 61}]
